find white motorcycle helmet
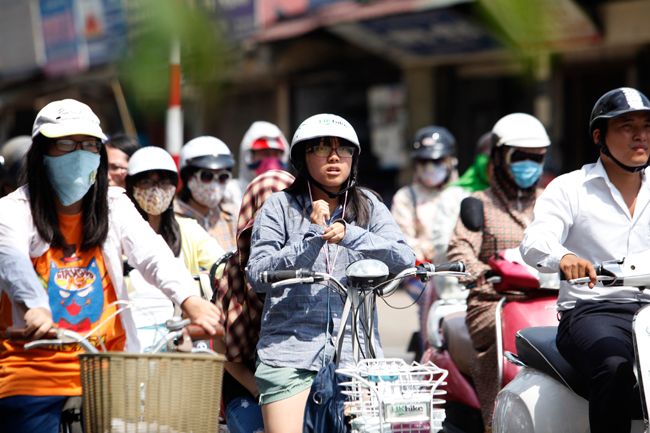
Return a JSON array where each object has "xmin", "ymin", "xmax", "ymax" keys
[
  {"xmin": 179, "ymin": 136, "xmax": 234, "ymax": 172},
  {"xmin": 128, "ymin": 146, "xmax": 178, "ymax": 177},
  {"xmin": 289, "ymin": 113, "xmax": 360, "ymax": 171},
  {"xmin": 491, "ymin": 113, "xmax": 551, "ymax": 149}
]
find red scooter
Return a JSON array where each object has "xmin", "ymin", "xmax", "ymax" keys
[{"xmin": 420, "ymin": 248, "xmax": 559, "ymax": 433}]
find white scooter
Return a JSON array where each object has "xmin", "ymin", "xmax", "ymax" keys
[{"xmin": 493, "ymin": 252, "xmax": 650, "ymax": 433}]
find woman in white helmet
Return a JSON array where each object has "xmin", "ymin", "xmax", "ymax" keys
[
  {"xmin": 0, "ymin": 99, "xmax": 221, "ymax": 432},
  {"xmin": 447, "ymin": 113, "xmax": 551, "ymax": 431},
  {"xmin": 246, "ymin": 113, "xmax": 414, "ymax": 433},
  {"xmin": 125, "ymin": 146, "xmax": 225, "ymax": 350},
  {"xmin": 229, "ymin": 121, "xmax": 290, "ymax": 205},
  {"xmin": 175, "ymin": 136, "xmax": 238, "ymax": 252}
]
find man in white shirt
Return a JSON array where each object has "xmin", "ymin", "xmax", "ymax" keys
[{"xmin": 521, "ymin": 87, "xmax": 650, "ymax": 433}]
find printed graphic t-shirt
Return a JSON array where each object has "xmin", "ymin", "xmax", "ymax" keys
[{"xmin": 0, "ymin": 212, "xmax": 125, "ymax": 398}]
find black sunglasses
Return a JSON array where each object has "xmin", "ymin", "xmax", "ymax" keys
[
  {"xmin": 197, "ymin": 169, "xmax": 231, "ymax": 184},
  {"xmin": 508, "ymin": 149, "xmax": 546, "ymax": 164}
]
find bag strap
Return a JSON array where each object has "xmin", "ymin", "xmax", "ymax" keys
[{"xmin": 334, "ymin": 298, "xmax": 352, "ymax": 366}]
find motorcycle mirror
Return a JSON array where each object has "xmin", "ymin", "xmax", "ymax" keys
[{"xmin": 460, "ymin": 197, "xmax": 484, "ymax": 232}]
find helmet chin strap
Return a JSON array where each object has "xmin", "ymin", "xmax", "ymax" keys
[
  {"xmin": 306, "ymin": 172, "xmax": 356, "ymax": 198},
  {"xmin": 601, "ymin": 143, "xmax": 649, "ymax": 173}
]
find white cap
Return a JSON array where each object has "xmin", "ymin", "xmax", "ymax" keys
[
  {"xmin": 492, "ymin": 113, "xmax": 550, "ymax": 149},
  {"xmin": 128, "ymin": 146, "xmax": 178, "ymax": 176},
  {"xmin": 179, "ymin": 136, "xmax": 234, "ymax": 170},
  {"xmin": 32, "ymin": 99, "xmax": 107, "ymax": 141}
]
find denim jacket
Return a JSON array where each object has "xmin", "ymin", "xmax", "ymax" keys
[{"xmin": 246, "ymin": 189, "xmax": 414, "ymax": 370}]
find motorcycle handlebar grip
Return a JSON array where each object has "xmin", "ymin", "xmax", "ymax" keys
[
  {"xmin": 434, "ymin": 261, "xmax": 465, "ymax": 273},
  {"xmin": 260, "ymin": 269, "xmax": 314, "ymax": 283}
]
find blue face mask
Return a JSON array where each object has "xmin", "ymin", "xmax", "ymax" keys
[
  {"xmin": 43, "ymin": 150, "xmax": 101, "ymax": 206},
  {"xmin": 509, "ymin": 160, "xmax": 543, "ymax": 189}
]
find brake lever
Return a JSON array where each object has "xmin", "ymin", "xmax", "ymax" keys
[{"xmin": 568, "ymin": 275, "xmax": 616, "ymax": 285}]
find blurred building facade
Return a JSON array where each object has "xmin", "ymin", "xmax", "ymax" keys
[{"xmin": 1, "ymin": 0, "xmax": 650, "ymax": 197}]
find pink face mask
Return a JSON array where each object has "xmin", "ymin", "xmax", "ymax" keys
[{"xmin": 253, "ymin": 157, "xmax": 286, "ymax": 176}]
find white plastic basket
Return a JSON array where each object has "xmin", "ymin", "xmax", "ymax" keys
[{"xmin": 337, "ymin": 358, "xmax": 447, "ymax": 433}]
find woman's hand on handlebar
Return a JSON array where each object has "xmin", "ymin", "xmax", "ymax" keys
[
  {"xmin": 560, "ymin": 253, "xmax": 597, "ymax": 288},
  {"xmin": 180, "ymin": 296, "xmax": 223, "ymax": 336},
  {"xmin": 24, "ymin": 307, "xmax": 53, "ymax": 339}
]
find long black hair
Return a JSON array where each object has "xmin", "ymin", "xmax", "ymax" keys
[
  {"xmin": 286, "ymin": 138, "xmax": 372, "ymax": 228},
  {"xmin": 125, "ymin": 170, "xmax": 182, "ymax": 256},
  {"xmin": 178, "ymin": 166, "xmax": 199, "ymax": 204},
  {"xmin": 26, "ymin": 134, "xmax": 109, "ymax": 250}
]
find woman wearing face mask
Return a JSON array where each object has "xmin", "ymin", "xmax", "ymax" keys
[
  {"xmin": 391, "ymin": 126, "xmax": 468, "ymax": 356},
  {"xmin": 246, "ymin": 113, "xmax": 414, "ymax": 433},
  {"xmin": 229, "ymin": 121, "xmax": 290, "ymax": 206},
  {"xmin": 446, "ymin": 112, "xmax": 550, "ymax": 432},
  {"xmin": 391, "ymin": 125, "xmax": 467, "ymax": 265},
  {"xmin": 125, "ymin": 146, "xmax": 224, "ymax": 350},
  {"xmin": 0, "ymin": 99, "xmax": 221, "ymax": 433},
  {"xmin": 175, "ymin": 136, "xmax": 238, "ymax": 252}
]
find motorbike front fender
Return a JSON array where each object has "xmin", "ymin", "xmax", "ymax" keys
[{"xmin": 493, "ymin": 367, "xmax": 589, "ymax": 433}]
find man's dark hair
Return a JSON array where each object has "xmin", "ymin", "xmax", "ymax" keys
[
  {"xmin": 106, "ymin": 133, "xmax": 141, "ymax": 158},
  {"xmin": 26, "ymin": 134, "xmax": 109, "ymax": 250}
]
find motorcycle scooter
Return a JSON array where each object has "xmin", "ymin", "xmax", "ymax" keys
[
  {"xmin": 421, "ymin": 197, "xmax": 559, "ymax": 433},
  {"xmin": 492, "ymin": 253, "xmax": 650, "ymax": 433}
]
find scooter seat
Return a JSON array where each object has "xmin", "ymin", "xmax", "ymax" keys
[
  {"xmin": 442, "ymin": 311, "xmax": 477, "ymax": 377},
  {"xmin": 515, "ymin": 326, "xmax": 588, "ymax": 399}
]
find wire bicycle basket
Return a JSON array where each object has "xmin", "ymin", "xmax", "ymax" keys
[
  {"xmin": 79, "ymin": 351, "xmax": 225, "ymax": 433},
  {"xmin": 337, "ymin": 358, "xmax": 448, "ymax": 433}
]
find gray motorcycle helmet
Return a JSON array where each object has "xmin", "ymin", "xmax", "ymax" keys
[{"xmin": 411, "ymin": 126, "xmax": 456, "ymax": 160}]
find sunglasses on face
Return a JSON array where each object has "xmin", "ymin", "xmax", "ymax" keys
[
  {"xmin": 53, "ymin": 138, "xmax": 101, "ymax": 154},
  {"xmin": 197, "ymin": 169, "xmax": 232, "ymax": 184},
  {"xmin": 507, "ymin": 148, "xmax": 546, "ymax": 164},
  {"xmin": 306, "ymin": 142, "xmax": 356, "ymax": 158}
]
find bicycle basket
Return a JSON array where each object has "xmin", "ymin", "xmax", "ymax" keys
[
  {"xmin": 337, "ymin": 358, "xmax": 448, "ymax": 433},
  {"xmin": 79, "ymin": 351, "xmax": 225, "ymax": 433}
]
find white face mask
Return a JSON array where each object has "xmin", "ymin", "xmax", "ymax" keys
[
  {"xmin": 416, "ymin": 161, "xmax": 449, "ymax": 188},
  {"xmin": 188, "ymin": 174, "xmax": 226, "ymax": 209},
  {"xmin": 133, "ymin": 185, "xmax": 176, "ymax": 216}
]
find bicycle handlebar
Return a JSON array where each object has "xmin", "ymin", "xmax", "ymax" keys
[
  {"xmin": 418, "ymin": 261, "xmax": 465, "ymax": 274},
  {"xmin": 260, "ymin": 269, "xmax": 316, "ymax": 283},
  {"xmin": 2, "ymin": 327, "xmax": 59, "ymax": 340},
  {"xmin": 184, "ymin": 323, "xmax": 224, "ymax": 340},
  {"xmin": 263, "ymin": 261, "xmax": 468, "ymax": 298}
]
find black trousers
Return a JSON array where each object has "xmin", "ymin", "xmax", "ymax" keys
[{"xmin": 557, "ymin": 301, "xmax": 644, "ymax": 433}]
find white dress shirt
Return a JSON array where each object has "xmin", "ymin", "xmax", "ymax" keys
[{"xmin": 520, "ymin": 159, "xmax": 650, "ymax": 310}]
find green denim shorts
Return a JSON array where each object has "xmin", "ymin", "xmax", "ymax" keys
[{"xmin": 255, "ymin": 361, "xmax": 316, "ymax": 405}]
